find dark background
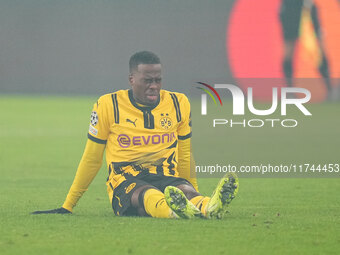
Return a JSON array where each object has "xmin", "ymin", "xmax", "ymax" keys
[{"xmin": 0, "ymin": 0, "xmax": 236, "ymax": 96}]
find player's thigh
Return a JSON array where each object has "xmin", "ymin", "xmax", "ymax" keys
[
  {"xmin": 111, "ymin": 177, "xmax": 152, "ymax": 216},
  {"xmin": 279, "ymin": 1, "xmax": 303, "ymax": 41}
]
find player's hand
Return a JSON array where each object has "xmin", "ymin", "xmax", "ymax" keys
[{"xmin": 31, "ymin": 207, "xmax": 72, "ymax": 215}]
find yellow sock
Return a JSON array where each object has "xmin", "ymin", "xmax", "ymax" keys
[
  {"xmin": 143, "ymin": 189, "xmax": 172, "ymax": 218},
  {"xmin": 190, "ymin": 196, "xmax": 210, "ymax": 216}
]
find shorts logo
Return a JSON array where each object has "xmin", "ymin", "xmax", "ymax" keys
[
  {"xmin": 160, "ymin": 113, "xmax": 172, "ymax": 130},
  {"xmin": 125, "ymin": 183, "xmax": 136, "ymax": 194},
  {"xmin": 90, "ymin": 111, "xmax": 98, "ymax": 126}
]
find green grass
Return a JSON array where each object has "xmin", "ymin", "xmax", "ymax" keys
[{"xmin": 0, "ymin": 95, "xmax": 339, "ymax": 255}]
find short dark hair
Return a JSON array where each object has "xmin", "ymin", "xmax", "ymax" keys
[{"xmin": 129, "ymin": 51, "xmax": 161, "ymax": 73}]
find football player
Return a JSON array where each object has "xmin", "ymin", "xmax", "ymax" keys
[
  {"xmin": 279, "ymin": 0, "xmax": 332, "ymax": 98},
  {"xmin": 32, "ymin": 51, "xmax": 238, "ymax": 219}
]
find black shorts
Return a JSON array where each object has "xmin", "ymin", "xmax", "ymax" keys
[
  {"xmin": 111, "ymin": 173, "xmax": 192, "ymax": 216},
  {"xmin": 279, "ymin": 0, "xmax": 321, "ymax": 41},
  {"xmin": 279, "ymin": 0, "xmax": 304, "ymax": 40}
]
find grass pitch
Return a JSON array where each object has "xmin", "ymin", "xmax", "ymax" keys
[{"xmin": 0, "ymin": 95, "xmax": 339, "ymax": 255}]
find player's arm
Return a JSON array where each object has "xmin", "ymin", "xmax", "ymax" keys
[
  {"xmin": 176, "ymin": 94, "xmax": 199, "ymax": 191},
  {"xmin": 32, "ymin": 140, "xmax": 104, "ymax": 214},
  {"xmin": 32, "ymin": 96, "xmax": 111, "ymax": 214},
  {"xmin": 61, "ymin": 139, "xmax": 105, "ymax": 212},
  {"xmin": 177, "ymin": 138, "xmax": 199, "ymax": 191}
]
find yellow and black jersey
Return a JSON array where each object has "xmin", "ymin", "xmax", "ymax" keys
[{"xmin": 87, "ymin": 89, "xmax": 192, "ymax": 193}]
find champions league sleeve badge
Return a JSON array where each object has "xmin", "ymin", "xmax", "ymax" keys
[{"xmin": 90, "ymin": 111, "xmax": 99, "ymax": 126}]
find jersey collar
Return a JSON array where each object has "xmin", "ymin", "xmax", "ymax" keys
[{"xmin": 128, "ymin": 89, "xmax": 160, "ymax": 111}]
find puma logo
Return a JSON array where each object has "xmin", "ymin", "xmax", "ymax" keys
[{"xmin": 126, "ymin": 118, "xmax": 137, "ymax": 127}]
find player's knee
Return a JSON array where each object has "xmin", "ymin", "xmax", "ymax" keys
[
  {"xmin": 131, "ymin": 185, "xmax": 152, "ymax": 208},
  {"xmin": 131, "ymin": 185, "xmax": 158, "ymax": 216},
  {"xmin": 176, "ymin": 184, "xmax": 201, "ymax": 200}
]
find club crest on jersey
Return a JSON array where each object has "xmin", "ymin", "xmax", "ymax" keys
[
  {"xmin": 90, "ymin": 111, "xmax": 98, "ymax": 126},
  {"xmin": 160, "ymin": 113, "xmax": 172, "ymax": 130}
]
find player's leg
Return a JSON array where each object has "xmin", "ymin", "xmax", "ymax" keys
[
  {"xmin": 311, "ymin": 4, "xmax": 332, "ymax": 96},
  {"xmin": 279, "ymin": 0, "xmax": 302, "ymax": 88},
  {"xmin": 163, "ymin": 173, "xmax": 239, "ymax": 219},
  {"xmin": 205, "ymin": 172, "xmax": 239, "ymax": 219},
  {"xmin": 180, "ymin": 172, "xmax": 239, "ymax": 219},
  {"xmin": 164, "ymin": 185, "xmax": 203, "ymax": 219},
  {"xmin": 118, "ymin": 175, "xmax": 201, "ymax": 219},
  {"xmin": 153, "ymin": 176, "xmax": 202, "ymax": 219},
  {"xmin": 130, "ymin": 185, "xmax": 175, "ymax": 218},
  {"xmin": 176, "ymin": 183, "xmax": 210, "ymax": 217},
  {"xmin": 282, "ymin": 40, "xmax": 296, "ymax": 87},
  {"xmin": 110, "ymin": 177, "xmax": 175, "ymax": 218}
]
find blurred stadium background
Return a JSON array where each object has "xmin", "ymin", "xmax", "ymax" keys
[
  {"xmin": 0, "ymin": 0, "xmax": 234, "ymax": 95},
  {"xmin": 1, "ymin": 1, "xmax": 339, "ymax": 254},
  {"xmin": 0, "ymin": 0, "xmax": 339, "ymax": 99}
]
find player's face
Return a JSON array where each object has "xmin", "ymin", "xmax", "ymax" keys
[{"xmin": 129, "ymin": 64, "xmax": 162, "ymax": 106}]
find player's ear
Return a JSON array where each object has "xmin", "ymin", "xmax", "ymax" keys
[{"xmin": 128, "ymin": 73, "xmax": 134, "ymax": 86}]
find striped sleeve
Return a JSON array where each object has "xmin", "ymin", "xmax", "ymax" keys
[{"xmin": 176, "ymin": 94, "xmax": 192, "ymax": 140}]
